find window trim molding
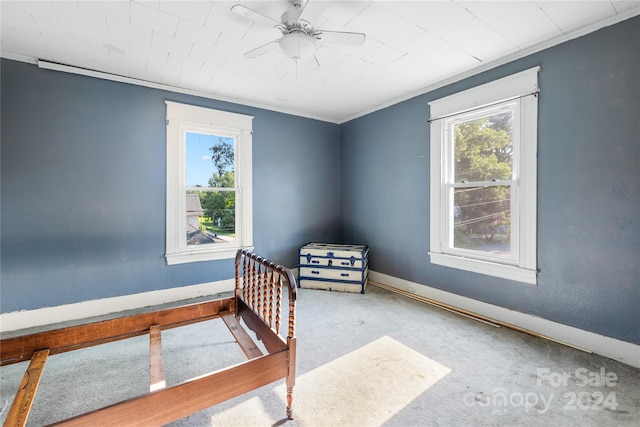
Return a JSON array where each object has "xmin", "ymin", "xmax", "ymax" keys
[
  {"xmin": 428, "ymin": 67, "xmax": 539, "ymax": 284},
  {"xmin": 165, "ymin": 101, "xmax": 253, "ymax": 265}
]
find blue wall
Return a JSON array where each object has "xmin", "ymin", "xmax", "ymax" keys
[
  {"xmin": 0, "ymin": 59, "xmax": 340, "ymax": 312},
  {"xmin": 341, "ymin": 17, "xmax": 639, "ymax": 345}
]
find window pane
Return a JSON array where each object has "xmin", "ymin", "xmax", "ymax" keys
[
  {"xmin": 186, "ymin": 190, "xmax": 236, "ymax": 246},
  {"xmin": 453, "ymin": 186, "xmax": 511, "ymax": 256},
  {"xmin": 185, "ymin": 132, "xmax": 236, "ymax": 247},
  {"xmin": 186, "ymin": 132, "xmax": 235, "ymax": 187},
  {"xmin": 453, "ymin": 111, "xmax": 513, "ymax": 182}
]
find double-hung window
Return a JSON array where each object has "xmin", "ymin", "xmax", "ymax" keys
[
  {"xmin": 165, "ymin": 101, "xmax": 253, "ymax": 264},
  {"xmin": 428, "ymin": 67, "xmax": 539, "ymax": 284}
]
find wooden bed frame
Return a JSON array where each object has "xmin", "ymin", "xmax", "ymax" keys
[{"xmin": 0, "ymin": 249, "xmax": 298, "ymax": 426}]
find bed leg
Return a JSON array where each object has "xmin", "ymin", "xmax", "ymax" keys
[
  {"xmin": 286, "ymin": 336, "xmax": 296, "ymax": 420},
  {"xmin": 286, "ymin": 385, "xmax": 294, "ymax": 420}
]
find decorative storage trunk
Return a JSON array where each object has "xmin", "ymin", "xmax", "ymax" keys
[{"xmin": 298, "ymin": 243, "xmax": 369, "ymax": 293}]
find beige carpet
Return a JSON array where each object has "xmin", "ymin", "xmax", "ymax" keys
[{"xmin": 208, "ymin": 335, "xmax": 451, "ymax": 426}]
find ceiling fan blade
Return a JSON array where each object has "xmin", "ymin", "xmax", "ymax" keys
[
  {"xmin": 244, "ymin": 39, "xmax": 281, "ymax": 58},
  {"xmin": 281, "ymin": 0, "xmax": 309, "ymax": 24},
  {"xmin": 315, "ymin": 30, "xmax": 366, "ymax": 46},
  {"xmin": 231, "ymin": 4, "xmax": 279, "ymax": 27},
  {"xmin": 302, "ymin": 54, "xmax": 320, "ymax": 70}
]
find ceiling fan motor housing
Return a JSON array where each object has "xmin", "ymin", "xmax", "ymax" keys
[{"xmin": 279, "ymin": 31, "xmax": 318, "ymax": 60}]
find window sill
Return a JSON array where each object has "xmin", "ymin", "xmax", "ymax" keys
[
  {"xmin": 429, "ymin": 252, "xmax": 537, "ymax": 285},
  {"xmin": 166, "ymin": 246, "xmax": 252, "ymax": 265}
]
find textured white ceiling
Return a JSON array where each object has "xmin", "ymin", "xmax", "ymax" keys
[{"xmin": 1, "ymin": 1, "xmax": 639, "ymax": 123}]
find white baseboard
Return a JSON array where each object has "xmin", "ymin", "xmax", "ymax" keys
[
  {"xmin": 0, "ymin": 279, "xmax": 235, "ymax": 333},
  {"xmin": 369, "ymin": 271, "xmax": 640, "ymax": 369}
]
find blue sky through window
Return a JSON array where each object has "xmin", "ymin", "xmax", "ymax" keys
[{"xmin": 185, "ymin": 132, "xmax": 233, "ymax": 187}]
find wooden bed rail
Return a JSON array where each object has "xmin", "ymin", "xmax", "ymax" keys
[{"xmin": 0, "ymin": 299, "xmax": 233, "ymax": 367}]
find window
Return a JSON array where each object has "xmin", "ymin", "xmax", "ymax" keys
[
  {"xmin": 428, "ymin": 67, "xmax": 539, "ymax": 284},
  {"xmin": 165, "ymin": 101, "xmax": 253, "ymax": 264}
]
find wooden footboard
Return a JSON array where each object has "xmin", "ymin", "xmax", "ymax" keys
[
  {"xmin": 0, "ymin": 249, "xmax": 298, "ymax": 426},
  {"xmin": 235, "ymin": 248, "xmax": 298, "ymax": 418}
]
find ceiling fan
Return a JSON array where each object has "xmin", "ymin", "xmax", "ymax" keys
[{"xmin": 230, "ymin": 0, "xmax": 366, "ymax": 69}]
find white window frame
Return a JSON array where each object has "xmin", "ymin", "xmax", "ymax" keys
[
  {"xmin": 428, "ymin": 67, "xmax": 539, "ymax": 284},
  {"xmin": 165, "ymin": 101, "xmax": 253, "ymax": 265}
]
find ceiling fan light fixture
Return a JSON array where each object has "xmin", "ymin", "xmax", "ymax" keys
[{"xmin": 279, "ymin": 32, "xmax": 317, "ymax": 61}]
